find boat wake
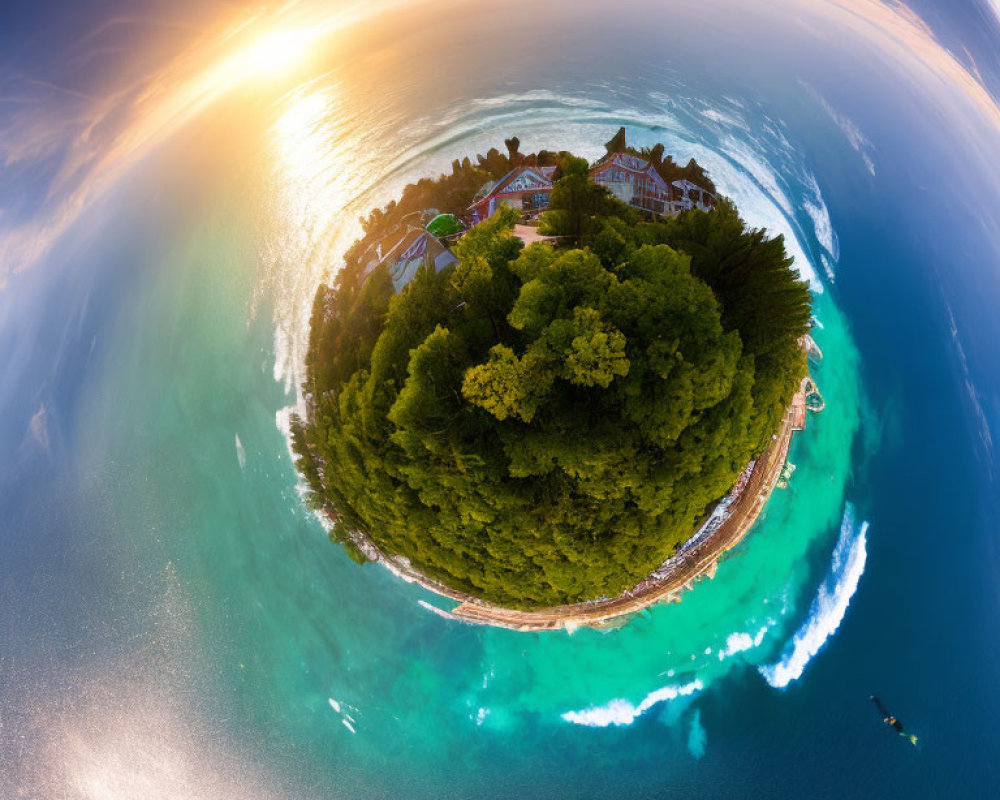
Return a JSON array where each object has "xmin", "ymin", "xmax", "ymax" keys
[{"xmin": 759, "ymin": 505, "xmax": 868, "ymax": 688}]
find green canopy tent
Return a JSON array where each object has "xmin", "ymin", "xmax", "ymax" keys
[{"xmin": 426, "ymin": 213, "xmax": 463, "ymax": 237}]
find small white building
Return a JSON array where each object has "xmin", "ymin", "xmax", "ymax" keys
[
  {"xmin": 670, "ymin": 179, "xmax": 716, "ymax": 213},
  {"xmin": 369, "ymin": 227, "xmax": 458, "ymax": 292},
  {"xmin": 589, "ymin": 152, "xmax": 671, "ymax": 215}
]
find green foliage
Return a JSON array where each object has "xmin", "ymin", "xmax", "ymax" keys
[
  {"xmin": 540, "ymin": 155, "xmax": 637, "ymax": 245},
  {"xmin": 629, "ymin": 198, "xmax": 811, "ymax": 448},
  {"xmin": 335, "ymin": 147, "xmax": 518, "ymax": 292},
  {"xmin": 293, "ymin": 140, "xmax": 810, "ymax": 609}
]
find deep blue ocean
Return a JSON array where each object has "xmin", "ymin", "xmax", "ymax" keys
[{"xmin": 1, "ymin": 1, "xmax": 999, "ymax": 797}]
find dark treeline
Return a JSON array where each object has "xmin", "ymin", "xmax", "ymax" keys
[{"xmin": 291, "ymin": 136, "xmax": 810, "ymax": 608}]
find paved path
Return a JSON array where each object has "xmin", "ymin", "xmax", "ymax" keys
[
  {"xmin": 512, "ymin": 224, "xmax": 562, "ymax": 246},
  {"xmin": 446, "ymin": 400, "xmax": 802, "ymax": 630},
  {"xmin": 351, "ymin": 394, "xmax": 806, "ymax": 632}
]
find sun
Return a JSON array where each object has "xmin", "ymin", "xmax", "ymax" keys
[
  {"xmin": 232, "ymin": 28, "xmax": 317, "ymax": 80},
  {"xmin": 247, "ymin": 30, "xmax": 311, "ymax": 73}
]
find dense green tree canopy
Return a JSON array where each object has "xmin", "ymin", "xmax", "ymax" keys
[{"xmin": 291, "ymin": 144, "xmax": 810, "ymax": 609}]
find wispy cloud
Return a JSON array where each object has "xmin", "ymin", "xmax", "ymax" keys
[
  {"xmin": 810, "ymin": 0, "xmax": 1000, "ymax": 136},
  {"xmin": 0, "ymin": 0, "xmax": 379, "ymax": 286},
  {"xmin": 800, "ymin": 81, "xmax": 876, "ymax": 175},
  {"xmin": 985, "ymin": 0, "xmax": 1000, "ymax": 25},
  {"xmin": 1, "ymin": 0, "xmax": 999, "ymax": 290},
  {"xmin": 27, "ymin": 404, "xmax": 51, "ymax": 453}
]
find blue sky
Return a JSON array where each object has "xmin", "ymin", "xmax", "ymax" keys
[{"xmin": 1, "ymin": 0, "xmax": 999, "ymax": 330}]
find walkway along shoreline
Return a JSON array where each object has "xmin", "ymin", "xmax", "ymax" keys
[{"xmin": 334, "ymin": 383, "xmax": 811, "ymax": 632}]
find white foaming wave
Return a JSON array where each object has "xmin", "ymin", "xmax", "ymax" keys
[
  {"xmin": 759, "ymin": 506, "xmax": 869, "ymax": 688},
  {"xmin": 689, "ymin": 146, "xmax": 822, "ymax": 292},
  {"xmin": 235, "ymin": 433, "xmax": 246, "ymax": 470},
  {"xmin": 561, "ymin": 680, "xmax": 702, "ymax": 727},
  {"xmin": 417, "ymin": 599, "xmax": 458, "ymax": 621},
  {"xmin": 719, "ymin": 134, "xmax": 794, "ymax": 217},
  {"xmin": 717, "ymin": 624, "xmax": 770, "ymax": 661},
  {"xmin": 725, "ymin": 631, "xmax": 755, "ymax": 654},
  {"xmin": 328, "ymin": 695, "xmax": 361, "ymax": 733},
  {"xmin": 804, "ymin": 198, "xmax": 833, "ymax": 253},
  {"xmin": 945, "ymin": 301, "xmax": 995, "ymax": 475},
  {"xmin": 803, "ymin": 174, "xmax": 838, "ymax": 259},
  {"xmin": 701, "ymin": 106, "xmax": 750, "ymax": 131},
  {"xmin": 820, "ymin": 253, "xmax": 836, "ymax": 283}
]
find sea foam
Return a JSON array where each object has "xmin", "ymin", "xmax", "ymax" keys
[
  {"xmin": 759, "ymin": 506, "xmax": 868, "ymax": 688},
  {"xmin": 717, "ymin": 625, "xmax": 770, "ymax": 661},
  {"xmin": 803, "ymin": 175, "xmax": 838, "ymax": 259},
  {"xmin": 687, "ymin": 709, "xmax": 707, "ymax": 759},
  {"xmin": 689, "ymin": 142, "xmax": 824, "ymax": 292},
  {"xmin": 561, "ymin": 680, "xmax": 702, "ymax": 727},
  {"xmin": 235, "ymin": 434, "xmax": 246, "ymax": 470}
]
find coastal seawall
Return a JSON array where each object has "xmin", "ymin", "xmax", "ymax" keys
[{"xmin": 339, "ymin": 387, "xmax": 809, "ymax": 632}]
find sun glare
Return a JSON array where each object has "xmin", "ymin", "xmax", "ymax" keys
[{"xmin": 241, "ymin": 29, "xmax": 315, "ymax": 76}]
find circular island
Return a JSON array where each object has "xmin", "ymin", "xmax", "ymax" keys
[{"xmin": 290, "ymin": 130, "xmax": 817, "ymax": 631}]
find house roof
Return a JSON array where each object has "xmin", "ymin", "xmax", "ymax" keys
[
  {"xmin": 592, "ymin": 151, "xmax": 652, "ymax": 173},
  {"xmin": 472, "ymin": 180, "xmax": 499, "ymax": 203},
  {"xmin": 672, "ymin": 179, "xmax": 714, "ymax": 196},
  {"xmin": 469, "ymin": 166, "xmax": 554, "ymax": 210},
  {"xmin": 380, "ymin": 227, "xmax": 423, "ymax": 264},
  {"xmin": 426, "ymin": 213, "xmax": 463, "ymax": 237},
  {"xmin": 382, "ymin": 229, "xmax": 457, "ymax": 291}
]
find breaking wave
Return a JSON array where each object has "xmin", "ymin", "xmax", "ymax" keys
[
  {"xmin": 803, "ymin": 174, "xmax": 838, "ymax": 259},
  {"xmin": 717, "ymin": 625, "xmax": 771, "ymax": 661},
  {"xmin": 265, "ymin": 89, "xmax": 835, "ymax": 413},
  {"xmin": 759, "ymin": 506, "xmax": 869, "ymax": 688},
  {"xmin": 561, "ymin": 680, "xmax": 702, "ymax": 727}
]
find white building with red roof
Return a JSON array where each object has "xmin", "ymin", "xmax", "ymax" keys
[
  {"xmin": 589, "ymin": 152, "xmax": 671, "ymax": 215},
  {"xmin": 467, "ymin": 165, "xmax": 556, "ymax": 223},
  {"xmin": 466, "ymin": 151, "xmax": 718, "ymax": 229}
]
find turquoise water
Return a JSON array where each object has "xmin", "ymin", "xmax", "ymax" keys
[
  {"xmin": 48, "ymin": 115, "xmax": 866, "ymax": 792},
  {"xmin": 3, "ymin": 1, "xmax": 1000, "ymax": 796}
]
